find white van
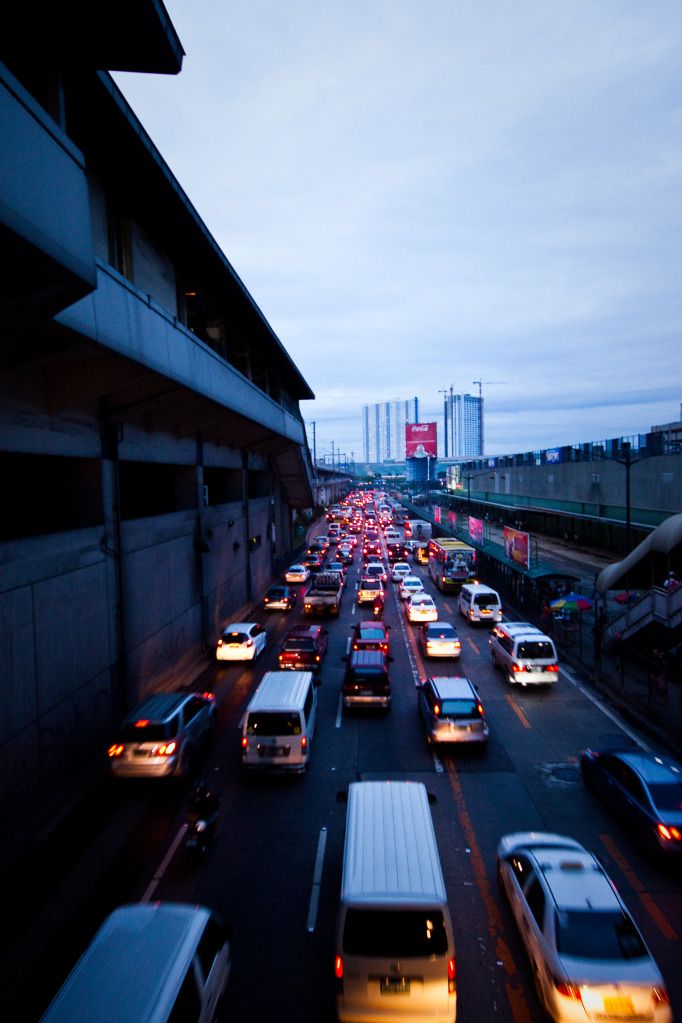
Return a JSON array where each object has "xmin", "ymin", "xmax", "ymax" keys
[
  {"xmin": 489, "ymin": 621, "xmax": 560, "ymax": 686},
  {"xmin": 335, "ymin": 781, "xmax": 457, "ymax": 1023},
  {"xmin": 39, "ymin": 903, "xmax": 231, "ymax": 1023},
  {"xmin": 241, "ymin": 670, "xmax": 318, "ymax": 772},
  {"xmin": 458, "ymin": 583, "xmax": 502, "ymax": 623}
]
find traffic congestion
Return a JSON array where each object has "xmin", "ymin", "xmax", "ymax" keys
[{"xmin": 17, "ymin": 488, "xmax": 682, "ymax": 1023}]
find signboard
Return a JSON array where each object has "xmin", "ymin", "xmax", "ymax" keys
[
  {"xmin": 545, "ymin": 448, "xmax": 562, "ymax": 464},
  {"xmin": 468, "ymin": 516, "xmax": 483, "ymax": 543},
  {"xmin": 433, "ymin": 506, "xmax": 442, "ymax": 524},
  {"xmin": 503, "ymin": 526, "xmax": 530, "ymax": 569},
  {"xmin": 405, "ymin": 422, "xmax": 437, "ymax": 458},
  {"xmin": 448, "ymin": 510, "xmax": 458, "ymax": 528}
]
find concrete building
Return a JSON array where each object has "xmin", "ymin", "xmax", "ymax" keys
[
  {"xmin": 1, "ymin": 4, "xmax": 314, "ymax": 836},
  {"xmin": 445, "ymin": 392, "xmax": 483, "ymax": 459},
  {"xmin": 361, "ymin": 397, "xmax": 419, "ymax": 463}
]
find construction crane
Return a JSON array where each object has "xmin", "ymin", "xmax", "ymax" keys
[{"xmin": 472, "ymin": 380, "xmax": 505, "ymax": 456}]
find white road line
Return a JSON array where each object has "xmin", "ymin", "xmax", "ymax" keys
[
  {"xmin": 561, "ymin": 666, "xmax": 650, "ymax": 751},
  {"xmin": 140, "ymin": 823, "xmax": 188, "ymax": 903},
  {"xmin": 336, "ymin": 694, "xmax": 344, "ymax": 728},
  {"xmin": 432, "ymin": 750, "xmax": 445, "ymax": 773},
  {"xmin": 306, "ymin": 827, "xmax": 328, "ymax": 932}
]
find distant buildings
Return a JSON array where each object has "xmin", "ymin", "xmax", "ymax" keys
[
  {"xmin": 445, "ymin": 393, "xmax": 483, "ymax": 459},
  {"xmin": 362, "ymin": 397, "xmax": 419, "ymax": 463}
]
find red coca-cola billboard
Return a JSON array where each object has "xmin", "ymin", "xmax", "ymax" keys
[{"xmin": 405, "ymin": 422, "xmax": 437, "ymax": 458}]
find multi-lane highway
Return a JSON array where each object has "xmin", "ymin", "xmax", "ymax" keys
[{"xmin": 6, "ymin": 514, "xmax": 682, "ymax": 1022}]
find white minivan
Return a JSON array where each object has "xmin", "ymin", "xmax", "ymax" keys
[
  {"xmin": 39, "ymin": 903, "xmax": 231, "ymax": 1023},
  {"xmin": 335, "ymin": 781, "xmax": 457, "ymax": 1023},
  {"xmin": 241, "ymin": 670, "xmax": 318, "ymax": 772},
  {"xmin": 458, "ymin": 583, "xmax": 502, "ymax": 623},
  {"xmin": 489, "ymin": 621, "xmax": 560, "ymax": 685}
]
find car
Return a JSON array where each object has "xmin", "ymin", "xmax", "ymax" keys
[
  {"xmin": 365, "ymin": 561, "xmax": 388, "ymax": 584},
  {"xmin": 302, "ymin": 552, "xmax": 324, "ymax": 570},
  {"xmin": 351, "ymin": 619, "xmax": 391, "ymax": 655},
  {"xmin": 326, "ymin": 562, "xmax": 347, "ymax": 585},
  {"xmin": 417, "ymin": 676, "xmax": 488, "ymax": 745},
  {"xmin": 216, "ymin": 622, "xmax": 267, "ymax": 661},
  {"xmin": 386, "ymin": 542, "xmax": 410, "ymax": 562},
  {"xmin": 278, "ymin": 624, "xmax": 328, "ymax": 673},
  {"xmin": 362, "ymin": 541, "xmax": 382, "ymax": 559},
  {"xmin": 107, "ymin": 690, "xmax": 216, "ymax": 778},
  {"xmin": 580, "ymin": 748, "xmax": 682, "ymax": 856},
  {"xmin": 261, "ymin": 584, "xmax": 297, "ymax": 611},
  {"xmin": 391, "ymin": 561, "xmax": 411, "ymax": 582},
  {"xmin": 399, "ymin": 575, "xmax": 425, "ymax": 600},
  {"xmin": 285, "ymin": 563, "xmax": 310, "ymax": 584},
  {"xmin": 406, "ymin": 593, "xmax": 438, "ymax": 623},
  {"xmin": 316, "ymin": 535, "xmax": 330, "ymax": 550},
  {"xmin": 496, "ymin": 832, "xmax": 672, "ymax": 1023},
  {"xmin": 357, "ymin": 577, "xmax": 384, "ymax": 605},
  {"xmin": 419, "ymin": 621, "xmax": 462, "ymax": 658},
  {"xmin": 337, "ymin": 547, "xmax": 354, "ymax": 566}
]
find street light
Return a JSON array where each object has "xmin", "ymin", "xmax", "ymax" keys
[
  {"xmin": 611, "ymin": 441, "xmax": 641, "ymax": 552},
  {"xmin": 463, "ymin": 469, "xmax": 495, "ymax": 508}
]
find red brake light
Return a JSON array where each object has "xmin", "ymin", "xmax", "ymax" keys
[
  {"xmin": 107, "ymin": 744, "xmax": 124, "ymax": 758},
  {"xmin": 246, "ymin": 638, "xmax": 253, "ymax": 647},
  {"xmin": 157, "ymin": 741, "xmax": 177, "ymax": 757},
  {"xmin": 135, "ymin": 719, "xmax": 150, "ymax": 728},
  {"xmin": 477, "ymin": 703, "xmax": 484, "ymax": 716},
  {"xmin": 653, "ymin": 988, "xmax": 670, "ymax": 1006},
  {"xmin": 434, "ymin": 703, "xmax": 441, "ymax": 716},
  {"xmin": 217, "ymin": 638, "xmax": 223, "ymax": 646},
  {"xmin": 334, "ymin": 955, "xmax": 344, "ymax": 979},
  {"xmin": 301, "ymin": 736, "xmax": 307, "ymax": 751},
  {"xmin": 201, "ymin": 691, "xmax": 214, "ymax": 700},
  {"xmin": 548, "ymin": 664, "xmax": 559, "ymax": 672},
  {"xmin": 448, "ymin": 957, "xmax": 456, "ymax": 993},
  {"xmin": 554, "ymin": 979, "xmax": 582, "ymax": 1000},
  {"xmin": 657, "ymin": 823, "xmax": 682, "ymax": 842},
  {"xmin": 241, "ymin": 736, "xmax": 248, "ymax": 749}
]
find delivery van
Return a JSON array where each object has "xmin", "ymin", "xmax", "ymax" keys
[
  {"xmin": 335, "ymin": 781, "xmax": 456, "ymax": 1022},
  {"xmin": 241, "ymin": 670, "xmax": 318, "ymax": 772},
  {"xmin": 458, "ymin": 583, "xmax": 502, "ymax": 623}
]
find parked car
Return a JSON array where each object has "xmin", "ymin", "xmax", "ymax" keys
[
  {"xmin": 107, "ymin": 690, "xmax": 216, "ymax": 779},
  {"xmin": 278, "ymin": 624, "xmax": 328, "ymax": 674},
  {"xmin": 262, "ymin": 584, "xmax": 297, "ymax": 611},
  {"xmin": 216, "ymin": 622, "xmax": 267, "ymax": 661},
  {"xmin": 351, "ymin": 620, "xmax": 391, "ymax": 655},
  {"xmin": 285, "ymin": 563, "xmax": 310, "ymax": 584},
  {"xmin": 580, "ymin": 747, "xmax": 682, "ymax": 857},
  {"xmin": 419, "ymin": 621, "xmax": 461, "ymax": 658},
  {"xmin": 497, "ymin": 832, "xmax": 672, "ymax": 1023},
  {"xmin": 417, "ymin": 676, "xmax": 488, "ymax": 746},
  {"xmin": 399, "ymin": 575, "xmax": 424, "ymax": 600},
  {"xmin": 406, "ymin": 593, "xmax": 438, "ymax": 623}
]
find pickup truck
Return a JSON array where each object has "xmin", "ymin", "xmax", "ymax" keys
[{"xmin": 303, "ymin": 572, "xmax": 344, "ymax": 616}]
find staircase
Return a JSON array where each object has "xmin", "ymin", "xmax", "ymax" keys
[{"xmin": 604, "ymin": 585, "xmax": 682, "ymax": 645}]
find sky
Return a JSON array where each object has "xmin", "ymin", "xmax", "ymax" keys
[{"xmin": 114, "ymin": 0, "xmax": 682, "ymax": 463}]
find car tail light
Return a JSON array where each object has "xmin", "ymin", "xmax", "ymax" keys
[
  {"xmin": 477, "ymin": 703, "xmax": 484, "ymax": 716},
  {"xmin": 217, "ymin": 638, "xmax": 223, "ymax": 647},
  {"xmin": 652, "ymin": 987, "xmax": 670, "ymax": 1006},
  {"xmin": 157, "ymin": 741, "xmax": 177, "ymax": 757},
  {"xmin": 301, "ymin": 736, "xmax": 308, "ymax": 752},
  {"xmin": 434, "ymin": 703, "xmax": 441, "ymax": 716},
  {"xmin": 448, "ymin": 957, "xmax": 456, "ymax": 993},
  {"xmin": 246, "ymin": 638, "xmax": 253, "ymax": 647},
  {"xmin": 107, "ymin": 743, "xmax": 124, "ymax": 758},
  {"xmin": 241, "ymin": 736, "xmax": 248, "ymax": 749},
  {"xmin": 548, "ymin": 664, "xmax": 559, "ymax": 672},
  {"xmin": 553, "ymin": 979, "xmax": 582, "ymax": 1000},
  {"xmin": 455, "ymin": 641, "xmax": 461, "ymax": 649},
  {"xmin": 201, "ymin": 692, "xmax": 215, "ymax": 700},
  {"xmin": 315, "ymin": 654, "xmax": 321, "ymax": 662},
  {"xmin": 334, "ymin": 955, "xmax": 344, "ymax": 979},
  {"xmin": 512, "ymin": 663, "xmax": 522, "ymax": 673},
  {"xmin": 657, "ymin": 823, "xmax": 682, "ymax": 842}
]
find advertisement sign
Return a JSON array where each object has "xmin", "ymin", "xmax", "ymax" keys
[
  {"xmin": 448, "ymin": 510, "xmax": 458, "ymax": 528},
  {"xmin": 468, "ymin": 516, "xmax": 483, "ymax": 543},
  {"xmin": 503, "ymin": 526, "xmax": 530, "ymax": 569},
  {"xmin": 433, "ymin": 506, "xmax": 442, "ymax": 524},
  {"xmin": 545, "ymin": 448, "xmax": 562, "ymax": 464},
  {"xmin": 405, "ymin": 422, "xmax": 437, "ymax": 458}
]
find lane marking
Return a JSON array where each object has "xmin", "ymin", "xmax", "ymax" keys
[
  {"xmin": 467, "ymin": 637, "xmax": 481, "ymax": 654},
  {"xmin": 432, "ymin": 750, "xmax": 445, "ymax": 773},
  {"xmin": 504, "ymin": 695, "xmax": 532, "ymax": 730},
  {"xmin": 306, "ymin": 827, "xmax": 328, "ymax": 932},
  {"xmin": 561, "ymin": 666, "xmax": 650, "ymax": 751},
  {"xmin": 140, "ymin": 824, "xmax": 188, "ymax": 903},
  {"xmin": 335, "ymin": 694, "xmax": 344, "ymax": 729},
  {"xmin": 598, "ymin": 833, "xmax": 679, "ymax": 941},
  {"xmin": 446, "ymin": 763, "xmax": 533, "ymax": 1022}
]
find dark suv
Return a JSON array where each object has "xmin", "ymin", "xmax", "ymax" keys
[
  {"xmin": 278, "ymin": 625, "xmax": 329, "ymax": 675},
  {"xmin": 342, "ymin": 649, "xmax": 391, "ymax": 709}
]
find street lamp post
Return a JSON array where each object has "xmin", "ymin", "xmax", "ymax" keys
[{"xmin": 612, "ymin": 441, "xmax": 640, "ymax": 552}]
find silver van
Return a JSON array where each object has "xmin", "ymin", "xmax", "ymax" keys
[
  {"xmin": 458, "ymin": 583, "xmax": 502, "ymax": 624},
  {"xmin": 489, "ymin": 621, "xmax": 560, "ymax": 685},
  {"xmin": 335, "ymin": 781, "xmax": 457, "ymax": 1022},
  {"xmin": 241, "ymin": 670, "xmax": 318, "ymax": 772},
  {"xmin": 39, "ymin": 903, "xmax": 231, "ymax": 1023}
]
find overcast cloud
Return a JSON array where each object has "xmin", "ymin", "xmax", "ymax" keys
[{"xmin": 114, "ymin": 0, "xmax": 682, "ymax": 462}]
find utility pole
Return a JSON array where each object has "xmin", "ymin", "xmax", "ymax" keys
[
  {"xmin": 438, "ymin": 389, "xmax": 449, "ymax": 458},
  {"xmin": 310, "ymin": 420, "xmax": 316, "ymax": 468}
]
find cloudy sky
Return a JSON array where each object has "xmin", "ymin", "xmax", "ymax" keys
[{"xmin": 114, "ymin": 0, "xmax": 682, "ymax": 462}]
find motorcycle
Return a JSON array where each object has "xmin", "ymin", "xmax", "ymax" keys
[
  {"xmin": 372, "ymin": 598, "xmax": 384, "ymax": 620},
  {"xmin": 186, "ymin": 814, "xmax": 212, "ymax": 859}
]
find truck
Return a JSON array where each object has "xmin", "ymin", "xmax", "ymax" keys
[
  {"xmin": 303, "ymin": 572, "xmax": 344, "ymax": 616},
  {"xmin": 427, "ymin": 537, "xmax": 477, "ymax": 592},
  {"xmin": 404, "ymin": 518, "xmax": 433, "ymax": 542}
]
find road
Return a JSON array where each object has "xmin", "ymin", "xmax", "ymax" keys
[{"xmin": 5, "ymin": 523, "xmax": 681, "ymax": 1022}]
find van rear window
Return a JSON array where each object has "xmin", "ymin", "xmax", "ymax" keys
[
  {"xmin": 517, "ymin": 641, "xmax": 554, "ymax": 659},
  {"xmin": 474, "ymin": 594, "xmax": 498, "ymax": 607},
  {"xmin": 246, "ymin": 713, "xmax": 301, "ymax": 736},
  {"xmin": 440, "ymin": 699, "xmax": 481, "ymax": 719},
  {"xmin": 343, "ymin": 909, "xmax": 448, "ymax": 956},
  {"xmin": 121, "ymin": 721, "xmax": 175, "ymax": 742}
]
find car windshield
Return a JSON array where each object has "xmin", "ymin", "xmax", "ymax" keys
[
  {"xmin": 343, "ymin": 910, "xmax": 448, "ymax": 956},
  {"xmin": 428, "ymin": 625, "xmax": 456, "ymax": 638},
  {"xmin": 359, "ymin": 628, "xmax": 384, "ymax": 640},
  {"xmin": 554, "ymin": 910, "xmax": 647, "ymax": 960},
  {"xmin": 246, "ymin": 713, "xmax": 301, "ymax": 736},
  {"xmin": 440, "ymin": 699, "xmax": 480, "ymax": 719},
  {"xmin": 268, "ymin": 588, "xmax": 286, "ymax": 597},
  {"xmin": 517, "ymin": 640, "xmax": 554, "ymax": 659},
  {"xmin": 647, "ymin": 782, "xmax": 682, "ymax": 811}
]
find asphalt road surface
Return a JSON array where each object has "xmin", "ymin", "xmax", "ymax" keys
[{"xmin": 5, "ymin": 526, "xmax": 681, "ymax": 1022}]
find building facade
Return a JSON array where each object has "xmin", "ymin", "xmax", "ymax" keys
[
  {"xmin": 362, "ymin": 397, "xmax": 419, "ymax": 463},
  {"xmin": 445, "ymin": 393, "xmax": 483, "ymax": 459}
]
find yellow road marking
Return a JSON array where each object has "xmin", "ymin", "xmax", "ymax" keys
[
  {"xmin": 446, "ymin": 763, "xmax": 533, "ymax": 1022},
  {"xmin": 599, "ymin": 834, "xmax": 679, "ymax": 941},
  {"xmin": 504, "ymin": 695, "xmax": 532, "ymax": 730}
]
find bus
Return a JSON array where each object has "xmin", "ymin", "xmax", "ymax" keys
[{"xmin": 428, "ymin": 538, "xmax": 477, "ymax": 592}]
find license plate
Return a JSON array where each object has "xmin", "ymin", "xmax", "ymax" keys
[
  {"xmin": 603, "ymin": 996, "xmax": 635, "ymax": 1015},
  {"xmin": 360, "ymin": 689, "xmax": 373, "ymax": 696},
  {"xmin": 380, "ymin": 977, "xmax": 410, "ymax": 995},
  {"xmin": 259, "ymin": 745, "xmax": 288, "ymax": 757}
]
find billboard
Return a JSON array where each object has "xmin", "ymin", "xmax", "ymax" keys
[
  {"xmin": 503, "ymin": 526, "xmax": 530, "ymax": 569},
  {"xmin": 405, "ymin": 422, "xmax": 437, "ymax": 458},
  {"xmin": 468, "ymin": 516, "xmax": 484, "ymax": 543}
]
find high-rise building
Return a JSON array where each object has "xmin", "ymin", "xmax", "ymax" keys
[
  {"xmin": 362, "ymin": 397, "xmax": 419, "ymax": 463},
  {"xmin": 444, "ymin": 393, "xmax": 483, "ymax": 458}
]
